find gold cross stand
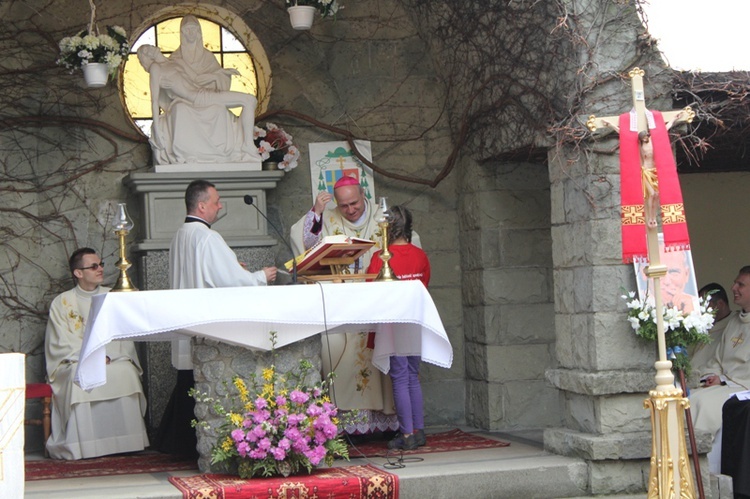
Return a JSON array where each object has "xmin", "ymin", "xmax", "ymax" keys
[{"xmin": 587, "ymin": 68, "xmax": 696, "ymax": 499}]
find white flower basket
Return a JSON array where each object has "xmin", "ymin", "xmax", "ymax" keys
[
  {"xmin": 288, "ymin": 5, "xmax": 316, "ymax": 30},
  {"xmin": 81, "ymin": 62, "xmax": 108, "ymax": 88}
]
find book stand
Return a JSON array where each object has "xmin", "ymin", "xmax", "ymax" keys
[{"xmin": 295, "ymin": 241, "xmax": 377, "ymax": 283}]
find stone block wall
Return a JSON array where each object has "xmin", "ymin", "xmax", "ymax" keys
[{"xmin": 460, "ymin": 160, "xmax": 557, "ymax": 430}]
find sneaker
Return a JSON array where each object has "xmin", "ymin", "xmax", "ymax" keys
[
  {"xmin": 387, "ymin": 432, "xmax": 418, "ymax": 450},
  {"xmin": 414, "ymin": 429, "xmax": 426, "ymax": 447}
]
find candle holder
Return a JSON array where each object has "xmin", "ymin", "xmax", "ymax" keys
[
  {"xmin": 374, "ymin": 197, "xmax": 399, "ymax": 282},
  {"xmin": 111, "ymin": 202, "xmax": 138, "ymax": 292}
]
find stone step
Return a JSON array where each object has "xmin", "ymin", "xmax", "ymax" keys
[{"xmin": 27, "ymin": 429, "xmax": 728, "ymax": 498}]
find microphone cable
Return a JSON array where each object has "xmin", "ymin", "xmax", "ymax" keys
[{"xmin": 313, "ymin": 278, "xmax": 423, "ymax": 470}]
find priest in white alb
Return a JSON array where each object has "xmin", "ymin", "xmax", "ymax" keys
[
  {"xmin": 45, "ymin": 248, "xmax": 149, "ymax": 460},
  {"xmin": 690, "ymin": 266, "xmax": 750, "ymax": 472},
  {"xmin": 155, "ymin": 179, "xmax": 276, "ymax": 455}
]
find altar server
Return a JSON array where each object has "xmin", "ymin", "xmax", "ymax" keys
[
  {"xmin": 367, "ymin": 205, "xmax": 430, "ymax": 450},
  {"xmin": 45, "ymin": 248, "xmax": 149, "ymax": 460}
]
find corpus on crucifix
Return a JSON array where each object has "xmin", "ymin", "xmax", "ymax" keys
[{"xmin": 586, "ymin": 67, "xmax": 700, "ymax": 499}]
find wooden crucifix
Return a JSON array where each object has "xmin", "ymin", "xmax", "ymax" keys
[
  {"xmin": 587, "ymin": 67, "xmax": 695, "ymax": 369},
  {"xmin": 587, "ymin": 67, "xmax": 701, "ymax": 499}
]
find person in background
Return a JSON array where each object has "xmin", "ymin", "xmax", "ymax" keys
[
  {"xmin": 690, "ymin": 266, "xmax": 750, "ymax": 473},
  {"xmin": 45, "ymin": 248, "xmax": 148, "ymax": 459},
  {"xmin": 691, "ymin": 282, "xmax": 734, "ymax": 374},
  {"xmin": 367, "ymin": 205, "xmax": 430, "ymax": 450}
]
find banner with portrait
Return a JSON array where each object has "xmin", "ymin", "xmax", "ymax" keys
[{"xmin": 634, "ymin": 234, "xmax": 700, "ymax": 313}]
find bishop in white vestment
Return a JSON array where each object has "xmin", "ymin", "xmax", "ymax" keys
[{"xmin": 291, "ymin": 176, "xmax": 403, "ymax": 433}]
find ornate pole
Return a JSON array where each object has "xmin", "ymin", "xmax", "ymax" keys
[
  {"xmin": 587, "ymin": 68, "xmax": 698, "ymax": 498},
  {"xmin": 627, "ymin": 69, "xmax": 695, "ymax": 499},
  {"xmin": 111, "ymin": 202, "xmax": 138, "ymax": 292}
]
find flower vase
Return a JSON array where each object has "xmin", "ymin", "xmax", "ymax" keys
[
  {"xmin": 262, "ymin": 161, "xmax": 279, "ymax": 171},
  {"xmin": 288, "ymin": 6, "xmax": 316, "ymax": 30},
  {"xmin": 82, "ymin": 63, "xmax": 109, "ymax": 88}
]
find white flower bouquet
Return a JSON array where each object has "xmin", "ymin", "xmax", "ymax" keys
[{"xmin": 622, "ymin": 291, "xmax": 715, "ymax": 374}]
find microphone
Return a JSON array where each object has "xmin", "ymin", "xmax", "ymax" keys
[{"xmin": 243, "ymin": 194, "xmax": 298, "ymax": 284}]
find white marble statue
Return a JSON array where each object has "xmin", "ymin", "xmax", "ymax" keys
[{"xmin": 137, "ymin": 16, "xmax": 261, "ymax": 166}]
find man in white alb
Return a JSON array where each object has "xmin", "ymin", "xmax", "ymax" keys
[
  {"xmin": 156, "ymin": 179, "xmax": 276, "ymax": 455},
  {"xmin": 45, "ymin": 248, "xmax": 149, "ymax": 459},
  {"xmin": 690, "ymin": 266, "xmax": 750, "ymax": 472}
]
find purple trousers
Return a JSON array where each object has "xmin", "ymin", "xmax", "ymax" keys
[{"xmin": 389, "ymin": 355, "xmax": 424, "ymax": 434}]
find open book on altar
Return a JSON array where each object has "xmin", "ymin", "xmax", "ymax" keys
[{"xmin": 285, "ymin": 235, "xmax": 376, "ymax": 275}]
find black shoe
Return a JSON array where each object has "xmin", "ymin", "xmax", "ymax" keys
[
  {"xmin": 414, "ymin": 429, "xmax": 426, "ymax": 447},
  {"xmin": 387, "ymin": 433, "xmax": 418, "ymax": 450}
]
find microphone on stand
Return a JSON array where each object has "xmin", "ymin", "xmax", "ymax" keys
[{"xmin": 243, "ymin": 194, "xmax": 298, "ymax": 285}]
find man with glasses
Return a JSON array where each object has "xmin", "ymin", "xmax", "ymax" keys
[{"xmin": 44, "ymin": 247, "xmax": 149, "ymax": 460}]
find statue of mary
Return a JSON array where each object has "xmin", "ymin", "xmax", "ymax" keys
[{"xmin": 144, "ymin": 16, "xmax": 261, "ymax": 168}]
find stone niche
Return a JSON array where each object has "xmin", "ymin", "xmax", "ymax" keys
[{"xmin": 122, "ymin": 170, "xmax": 285, "ymax": 441}]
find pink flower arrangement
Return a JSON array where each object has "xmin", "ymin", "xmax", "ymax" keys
[
  {"xmin": 253, "ymin": 122, "xmax": 301, "ymax": 173},
  {"xmin": 192, "ymin": 333, "xmax": 349, "ymax": 478}
]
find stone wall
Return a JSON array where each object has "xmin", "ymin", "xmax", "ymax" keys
[{"xmin": 460, "ymin": 159, "xmax": 558, "ymax": 430}]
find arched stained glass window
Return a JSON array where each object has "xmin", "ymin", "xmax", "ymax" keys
[{"xmin": 122, "ymin": 16, "xmax": 259, "ymax": 137}]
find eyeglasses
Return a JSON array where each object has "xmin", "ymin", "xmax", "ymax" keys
[{"xmin": 79, "ymin": 262, "xmax": 104, "ymax": 271}]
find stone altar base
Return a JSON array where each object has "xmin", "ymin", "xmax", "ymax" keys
[{"xmin": 191, "ymin": 335, "xmax": 322, "ymax": 472}]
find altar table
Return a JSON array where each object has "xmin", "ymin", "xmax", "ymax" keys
[{"xmin": 75, "ymin": 280, "xmax": 452, "ymax": 391}]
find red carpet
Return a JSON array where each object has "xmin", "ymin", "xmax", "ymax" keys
[
  {"xmin": 25, "ymin": 452, "xmax": 198, "ymax": 481},
  {"xmin": 348, "ymin": 428, "xmax": 510, "ymax": 458},
  {"xmin": 169, "ymin": 464, "xmax": 398, "ymax": 499}
]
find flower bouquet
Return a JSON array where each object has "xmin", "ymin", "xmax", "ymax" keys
[
  {"xmin": 253, "ymin": 123, "xmax": 300, "ymax": 173},
  {"xmin": 191, "ymin": 334, "xmax": 349, "ymax": 478},
  {"xmin": 622, "ymin": 291, "xmax": 715, "ymax": 375},
  {"xmin": 57, "ymin": 25, "xmax": 130, "ymax": 78}
]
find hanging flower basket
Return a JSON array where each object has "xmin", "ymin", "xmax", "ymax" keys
[
  {"xmin": 287, "ymin": 5, "xmax": 316, "ymax": 30},
  {"xmin": 57, "ymin": 25, "xmax": 130, "ymax": 88},
  {"xmin": 81, "ymin": 62, "xmax": 109, "ymax": 88},
  {"xmin": 285, "ymin": 0, "xmax": 342, "ymax": 30}
]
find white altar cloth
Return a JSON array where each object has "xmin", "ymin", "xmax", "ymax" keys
[
  {"xmin": 75, "ymin": 280, "xmax": 452, "ymax": 391},
  {"xmin": 0, "ymin": 353, "xmax": 25, "ymax": 498}
]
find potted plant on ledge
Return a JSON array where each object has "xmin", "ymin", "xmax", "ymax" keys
[{"xmin": 286, "ymin": 0, "xmax": 343, "ymax": 30}]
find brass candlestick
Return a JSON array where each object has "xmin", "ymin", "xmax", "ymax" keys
[
  {"xmin": 375, "ymin": 197, "xmax": 398, "ymax": 282},
  {"xmin": 111, "ymin": 202, "xmax": 138, "ymax": 292}
]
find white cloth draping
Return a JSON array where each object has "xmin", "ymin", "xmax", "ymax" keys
[
  {"xmin": 0, "ymin": 353, "xmax": 24, "ymax": 498},
  {"xmin": 169, "ymin": 219, "xmax": 267, "ymax": 369},
  {"xmin": 75, "ymin": 280, "xmax": 452, "ymax": 391}
]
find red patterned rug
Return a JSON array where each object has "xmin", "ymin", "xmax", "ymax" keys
[
  {"xmin": 25, "ymin": 452, "xmax": 198, "ymax": 481},
  {"xmin": 169, "ymin": 464, "xmax": 398, "ymax": 499},
  {"xmin": 347, "ymin": 428, "xmax": 510, "ymax": 458}
]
